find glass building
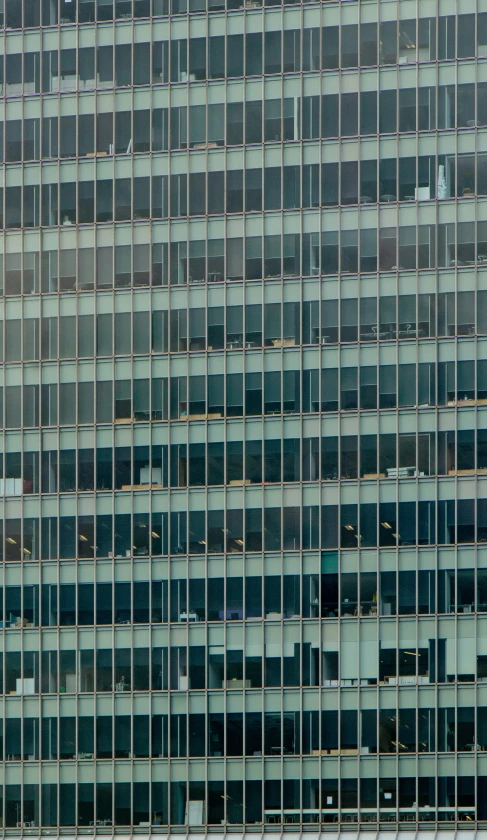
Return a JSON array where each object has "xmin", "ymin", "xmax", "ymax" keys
[{"xmin": 1, "ymin": 0, "xmax": 487, "ymax": 831}]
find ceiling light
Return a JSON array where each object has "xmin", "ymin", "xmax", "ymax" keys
[
  {"xmin": 344, "ymin": 524, "xmax": 355, "ymax": 531},
  {"xmin": 381, "ymin": 522, "xmax": 392, "ymax": 529},
  {"xmin": 79, "ymin": 534, "xmax": 88, "ymax": 542},
  {"xmin": 6, "ymin": 537, "xmax": 16, "ymax": 544},
  {"xmin": 151, "ymin": 531, "xmax": 160, "ymax": 538},
  {"xmin": 23, "ymin": 547, "xmax": 31, "ymax": 555}
]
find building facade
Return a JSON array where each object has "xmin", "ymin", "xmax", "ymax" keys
[{"xmin": 0, "ymin": 0, "xmax": 487, "ymax": 831}]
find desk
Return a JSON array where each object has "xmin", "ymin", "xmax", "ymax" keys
[
  {"xmin": 449, "ymin": 468, "xmax": 487, "ymax": 475},
  {"xmin": 398, "ymin": 328, "xmax": 425, "ymax": 338},
  {"xmin": 448, "ymin": 399, "xmax": 476, "ymax": 406},
  {"xmin": 386, "ymin": 675, "xmax": 429, "ymax": 685},
  {"xmin": 386, "ymin": 466, "xmax": 416, "ymax": 478},
  {"xmin": 193, "ymin": 142, "xmax": 219, "ymax": 149},
  {"xmin": 262, "ymin": 806, "xmax": 476, "ymax": 824},
  {"xmin": 271, "ymin": 338, "xmax": 295, "ymax": 347},
  {"xmin": 360, "ymin": 327, "xmax": 392, "ymax": 340},
  {"xmin": 181, "ymin": 413, "xmax": 222, "ymax": 420}
]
